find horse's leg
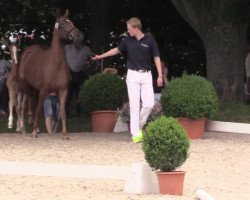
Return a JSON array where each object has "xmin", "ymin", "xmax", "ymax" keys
[
  {"xmin": 28, "ymin": 91, "xmax": 41, "ymax": 133},
  {"xmin": 20, "ymin": 93, "xmax": 27, "ymax": 134},
  {"xmin": 28, "ymin": 91, "xmax": 37, "ymax": 125},
  {"xmin": 28, "ymin": 98, "xmax": 34, "ymax": 125},
  {"xmin": 59, "ymin": 89, "xmax": 69, "ymax": 140},
  {"xmin": 16, "ymin": 92, "xmax": 26, "ymax": 133},
  {"xmin": 7, "ymin": 84, "xmax": 15, "ymax": 129},
  {"xmin": 16, "ymin": 92, "xmax": 22, "ymax": 132},
  {"xmin": 32, "ymin": 90, "xmax": 47, "ymax": 138}
]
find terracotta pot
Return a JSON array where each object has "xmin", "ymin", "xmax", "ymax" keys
[
  {"xmin": 156, "ymin": 171, "xmax": 186, "ymax": 195},
  {"xmin": 177, "ymin": 118, "xmax": 205, "ymax": 139},
  {"xmin": 91, "ymin": 110, "xmax": 118, "ymax": 132}
]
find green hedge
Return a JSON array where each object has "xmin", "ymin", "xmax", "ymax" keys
[
  {"xmin": 142, "ymin": 116, "xmax": 190, "ymax": 172},
  {"xmin": 161, "ymin": 74, "xmax": 219, "ymax": 119},
  {"xmin": 79, "ymin": 73, "xmax": 128, "ymax": 113}
]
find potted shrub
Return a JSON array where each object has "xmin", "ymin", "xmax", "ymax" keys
[
  {"xmin": 79, "ymin": 73, "xmax": 128, "ymax": 132},
  {"xmin": 142, "ymin": 116, "xmax": 190, "ymax": 195},
  {"xmin": 161, "ymin": 74, "xmax": 219, "ymax": 139}
]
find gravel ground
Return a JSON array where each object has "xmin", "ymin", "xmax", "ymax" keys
[{"xmin": 0, "ymin": 131, "xmax": 249, "ymax": 200}]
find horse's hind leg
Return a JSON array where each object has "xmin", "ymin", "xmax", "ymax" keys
[
  {"xmin": 28, "ymin": 92, "xmax": 37, "ymax": 125},
  {"xmin": 32, "ymin": 90, "xmax": 47, "ymax": 138},
  {"xmin": 28, "ymin": 100, "xmax": 34, "ymax": 125},
  {"xmin": 20, "ymin": 94, "xmax": 27, "ymax": 134},
  {"xmin": 59, "ymin": 89, "xmax": 69, "ymax": 140},
  {"xmin": 16, "ymin": 92, "xmax": 26, "ymax": 133},
  {"xmin": 16, "ymin": 92, "xmax": 22, "ymax": 132}
]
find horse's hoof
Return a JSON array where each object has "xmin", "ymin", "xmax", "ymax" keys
[
  {"xmin": 8, "ymin": 125, "xmax": 13, "ymax": 129},
  {"xmin": 31, "ymin": 134, "xmax": 38, "ymax": 138},
  {"xmin": 16, "ymin": 127, "xmax": 21, "ymax": 132},
  {"xmin": 63, "ymin": 136, "xmax": 70, "ymax": 140},
  {"xmin": 37, "ymin": 128, "xmax": 41, "ymax": 133}
]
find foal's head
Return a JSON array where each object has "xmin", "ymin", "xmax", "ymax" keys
[{"xmin": 54, "ymin": 9, "xmax": 83, "ymax": 43}]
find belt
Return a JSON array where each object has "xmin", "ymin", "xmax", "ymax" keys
[{"xmin": 130, "ymin": 69, "xmax": 151, "ymax": 73}]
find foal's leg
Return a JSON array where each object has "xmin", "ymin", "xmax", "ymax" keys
[
  {"xmin": 31, "ymin": 90, "xmax": 47, "ymax": 138},
  {"xmin": 7, "ymin": 85, "xmax": 15, "ymax": 129},
  {"xmin": 59, "ymin": 89, "xmax": 69, "ymax": 140}
]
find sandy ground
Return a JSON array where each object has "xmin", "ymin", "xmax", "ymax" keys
[{"xmin": 0, "ymin": 131, "xmax": 249, "ymax": 200}]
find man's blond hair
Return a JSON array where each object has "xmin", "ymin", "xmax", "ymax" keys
[{"xmin": 126, "ymin": 17, "xmax": 142, "ymax": 30}]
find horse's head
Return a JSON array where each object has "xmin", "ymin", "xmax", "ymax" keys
[{"xmin": 53, "ymin": 9, "xmax": 83, "ymax": 43}]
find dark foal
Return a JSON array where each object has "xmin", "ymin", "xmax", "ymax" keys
[{"xmin": 18, "ymin": 9, "xmax": 82, "ymax": 139}]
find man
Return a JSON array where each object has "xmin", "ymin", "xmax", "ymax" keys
[
  {"xmin": 93, "ymin": 17, "xmax": 163, "ymax": 143},
  {"xmin": 65, "ymin": 41, "xmax": 94, "ymax": 117}
]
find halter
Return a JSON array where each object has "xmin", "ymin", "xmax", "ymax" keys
[{"xmin": 55, "ymin": 18, "xmax": 77, "ymax": 40}]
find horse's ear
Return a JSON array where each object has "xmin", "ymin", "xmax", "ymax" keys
[
  {"xmin": 63, "ymin": 9, "xmax": 69, "ymax": 18},
  {"xmin": 53, "ymin": 8, "xmax": 61, "ymax": 19}
]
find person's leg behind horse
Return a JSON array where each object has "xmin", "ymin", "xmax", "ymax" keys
[
  {"xmin": 66, "ymin": 71, "xmax": 80, "ymax": 117},
  {"xmin": 44, "ymin": 95, "xmax": 53, "ymax": 134},
  {"xmin": 75, "ymin": 72, "xmax": 84, "ymax": 117}
]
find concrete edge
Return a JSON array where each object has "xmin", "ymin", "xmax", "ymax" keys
[
  {"xmin": 0, "ymin": 161, "xmax": 130, "ymax": 180},
  {"xmin": 206, "ymin": 120, "xmax": 250, "ymax": 135}
]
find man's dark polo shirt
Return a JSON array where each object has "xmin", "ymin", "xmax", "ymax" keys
[{"xmin": 118, "ymin": 34, "xmax": 160, "ymax": 71}]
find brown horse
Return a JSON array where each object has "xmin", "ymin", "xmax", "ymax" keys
[
  {"xmin": 6, "ymin": 44, "xmax": 19, "ymax": 130},
  {"xmin": 18, "ymin": 9, "xmax": 82, "ymax": 139},
  {"xmin": 6, "ymin": 43, "xmax": 30, "ymax": 132},
  {"xmin": 6, "ymin": 51, "xmax": 33, "ymax": 133}
]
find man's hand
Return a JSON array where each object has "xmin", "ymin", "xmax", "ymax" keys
[
  {"xmin": 157, "ymin": 77, "xmax": 163, "ymax": 87},
  {"xmin": 92, "ymin": 55, "xmax": 102, "ymax": 60}
]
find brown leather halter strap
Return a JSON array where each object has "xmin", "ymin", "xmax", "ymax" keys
[{"xmin": 55, "ymin": 18, "xmax": 77, "ymax": 40}]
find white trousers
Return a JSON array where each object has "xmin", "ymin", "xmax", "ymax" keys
[{"xmin": 126, "ymin": 69, "xmax": 155, "ymax": 136}]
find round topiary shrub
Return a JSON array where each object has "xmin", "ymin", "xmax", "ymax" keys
[
  {"xmin": 142, "ymin": 116, "xmax": 190, "ymax": 172},
  {"xmin": 79, "ymin": 73, "xmax": 128, "ymax": 113},
  {"xmin": 161, "ymin": 74, "xmax": 219, "ymax": 119}
]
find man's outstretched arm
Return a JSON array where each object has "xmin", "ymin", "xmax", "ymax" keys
[{"xmin": 92, "ymin": 47, "xmax": 120, "ymax": 60}]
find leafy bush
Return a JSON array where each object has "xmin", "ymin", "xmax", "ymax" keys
[
  {"xmin": 161, "ymin": 74, "xmax": 219, "ymax": 119},
  {"xmin": 79, "ymin": 73, "xmax": 128, "ymax": 113},
  {"xmin": 142, "ymin": 116, "xmax": 190, "ymax": 172}
]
